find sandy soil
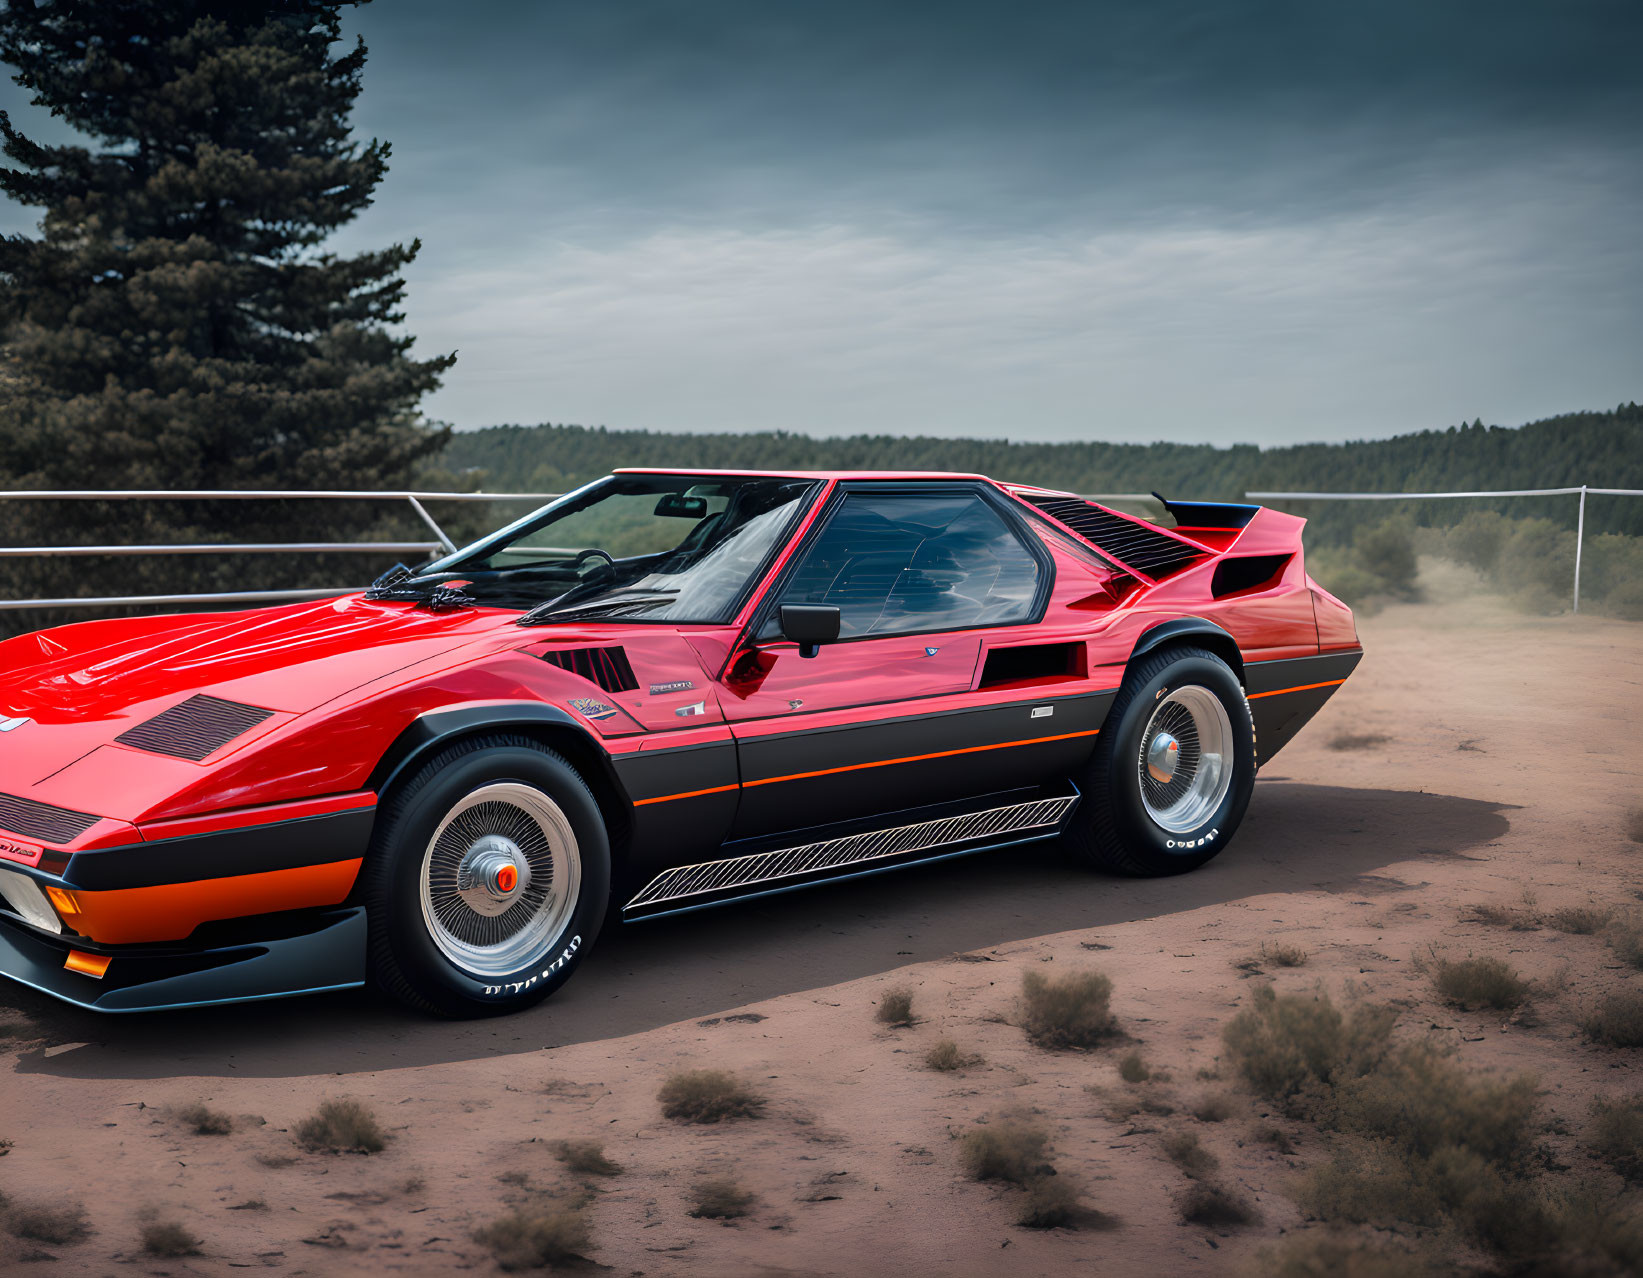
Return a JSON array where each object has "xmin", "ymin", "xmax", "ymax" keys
[{"xmin": 1, "ymin": 589, "xmax": 1640, "ymax": 1276}]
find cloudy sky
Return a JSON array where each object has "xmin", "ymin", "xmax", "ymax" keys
[{"xmin": 7, "ymin": 0, "xmax": 1642, "ymax": 444}]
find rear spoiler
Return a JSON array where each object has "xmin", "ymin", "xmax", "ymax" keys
[{"xmin": 1151, "ymin": 492, "xmax": 1261, "ymax": 530}]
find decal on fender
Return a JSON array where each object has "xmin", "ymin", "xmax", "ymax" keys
[{"xmin": 568, "ymin": 697, "xmax": 618, "ymax": 722}]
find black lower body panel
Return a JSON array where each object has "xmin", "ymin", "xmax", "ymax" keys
[
  {"xmin": 1245, "ymin": 649, "xmax": 1363, "ymax": 764},
  {"xmin": 0, "ymin": 906, "xmax": 366, "ymax": 1013}
]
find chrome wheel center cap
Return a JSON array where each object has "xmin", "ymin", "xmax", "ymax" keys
[
  {"xmin": 455, "ymin": 835, "xmax": 530, "ymax": 917},
  {"xmin": 1146, "ymin": 732, "xmax": 1181, "ymax": 784}
]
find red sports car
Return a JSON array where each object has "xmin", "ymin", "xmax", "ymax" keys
[{"xmin": 0, "ymin": 471, "xmax": 1359, "ymax": 1015}]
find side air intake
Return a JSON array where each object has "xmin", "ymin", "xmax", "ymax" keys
[
  {"xmin": 116, "ymin": 695, "xmax": 275, "ymax": 761},
  {"xmin": 0, "ymin": 792, "xmax": 101, "ymax": 844},
  {"xmin": 1022, "ymin": 495, "xmax": 1209, "ymax": 580},
  {"xmin": 540, "ymin": 646, "xmax": 639, "ymax": 694}
]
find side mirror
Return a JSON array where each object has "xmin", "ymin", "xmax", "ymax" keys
[{"xmin": 779, "ymin": 604, "xmax": 840, "ymax": 659}]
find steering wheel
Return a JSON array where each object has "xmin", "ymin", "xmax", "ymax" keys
[{"xmin": 571, "ymin": 548, "xmax": 615, "ymax": 571}]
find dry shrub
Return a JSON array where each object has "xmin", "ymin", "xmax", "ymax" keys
[
  {"xmin": 1178, "ymin": 1180, "xmax": 1259, "ymax": 1227},
  {"xmin": 1627, "ymin": 809, "xmax": 1643, "ymax": 844},
  {"xmin": 925, "ymin": 1039, "xmax": 981, "ymax": 1072},
  {"xmin": 1261, "ymin": 942, "xmax": 1310, "ymax": 968},
  {"xmin": 553, "ymin": 1140, "xmax": 621, "ymax": 1177},
  {"xmin": 140, "ymin": 1217, "xmax": 201, "ymax": 1257},
  {"xmin": 876, "ymin": 987, "xmax": 914, "ymax": 1026},
  {"xmin": 1549, "ymin": 905, "xmax": 1613, "ymax": 935},
  {"xmin": 473, "ymin": 1205, "xmax": 591, "ymax": 1270},
  {"xmin": 5, "ymin": 1200, "xmax": 90, "ymax": 1245},
  {"xmin": 1221, "ymin": 985, "xmax": 1396, "ymax": 1112},
  {"xmin": 689, "ymin": 1177, "xmax": 754, "ymax": 1220},
  {"xmin": 960, "ymin": 1118, "xmax": 1051, "ymax": 1185},
  {"xmin": 1431, "ymin": 956, "xmax": 1530, "ymax": 1011},
  {"xmin": 1607, "ymin": 914, "xmax": 1643, "ymax": 969},
  {"xmin": 1591, "ymin": 1096, "xmax": 1643, "ymax": 1182},
  {"xmin": 1252, "ymin": 1232, "xmax": 1441, "ymax": 1278},
  {"xmin": 1019, "ymin": 969, "xmax": 1115, "ymax": 1049},
  {"xmin": 658, "ymin": 1070, "xmax": 765, "ymax": 1124},
  {"xmin": 1465, "ymin": 901, "xmax": 1539, "ymax": 931},
  {"xmin": 1328, "ymin": 733, "xmax": 1389, "ymax": 751},
  {"xmin": 1118, "ymin": 1052, "xmax": 1150, "ymax": 1084},
  {"xmin": 294, "ymin": 1098, "xmax": 387, "ymax": 1153},
  {"xmin": 1191, "ymin": 1093, "xmax": 1235, "ymax": 1123},
  {"xmin": 1162, "ymin": 1130, "xmax": 1218, "ymax": 1179},
  {"xmin": 1254, "ymin": 1125, "xmax": 1296, "ymax": 1154},
  {"xmin": 176, "ymin": 1103, "xmax": 232, "ymax": 1136},
  {"xmin": 1583, "ymin": 990, "xmax": 1643, "ymax": 1048},
  {"xmin": 1014, "ymin": 1174, "xmax": 1117, "ymax": 1230}
]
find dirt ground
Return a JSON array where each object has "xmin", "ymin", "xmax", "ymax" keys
[{"xmin": 1, "ymin": 587, "xmax": 1640, "ymax": 1277}]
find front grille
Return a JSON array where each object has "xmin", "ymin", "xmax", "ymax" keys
[
  {"xmin": 116, "ymin": 695, "xmax": 275, "ymax": 761},
  {"xmin": 540, "ymin": 646, "xmax": 639, "ymax": 694},
  {"xmin": 1023, "ymin": 496, "xmax": 1209, "ymax": 579},
  {"xmin": 0, "ymin": 792, "xmax": 100, "ymax": 844}
]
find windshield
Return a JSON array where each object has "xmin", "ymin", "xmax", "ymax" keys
[{"xmin": 405, "ymin": 475, "xmax": 817, "ymax": 623}]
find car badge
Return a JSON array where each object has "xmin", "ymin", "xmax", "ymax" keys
[
  {"xmin": 568, "ymin": 697, "xmax": 618, "ymax": 722},
  {"xmin": 0, "ymin": 835, "xmax": 43, "ymax": 867},
  {"xmin": 649, "ymin": 680, "xmax": 696, "ymax": 696},
  {"xmin": 0, "ymin": 716, "xmax": 30, "ymax": 733},
  {"xmin": 924, "ymin": 647, "xmax": 939, "ymax": 657},
  {"xmin": 675, "ymin": 701, "xmax": 706, "ymax": 718},
  {"xmin": 788, "ymin": 698, "xmax": 804, "ymax": 710}
]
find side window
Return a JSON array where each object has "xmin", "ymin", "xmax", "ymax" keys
[{"xmin": 773, "ymin": 491, "xmax": 1044, "ymax": 639}]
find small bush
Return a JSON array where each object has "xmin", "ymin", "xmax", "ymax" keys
[
  {"xmin": 657, "ymin": 1070, "xmax": 765, "ymax": 1124},
  {"xmin": 925, "ymin": 1038, "xmax": 981, "ymax": 1072},
  {"xmin": 1607, "ymin": 914, "xmax": 1643, "ymax": 969},
  {"xmin": 1162, "ymin": 1130, "xmax": 1218, "ymax": 1179},
  {"xmin": 1628, "ymin": 809, "xmax": 1643, "ymax": 844},
  {"xmin": 1549, "ymin": 905, "xmax": 1613, "ymax": 935},
  {"xmin": 294, "ymin": 1098, "xmax": 387, "ymax": 1153},
  {"xmin": 1431, "ymin": 956, "xmax": 1530, "ymax": 1010},
  {"xmin": 1355, "ymin": 518, "xmax": 1418, "ymax": 599},
  {"xmin": 1583, "ymin": 990, "xmax": 1643, "ymax": 1047},
  {"xmin": 140, "ymin": 1218, "xmax": 201, "ymax": 1257},
  {"xmin": 1590, "ymin": 1095, "xmax": 1643, "ymax": 1182},
  {"xmin": 1255, "ymin": 1232, "xmax": 1441, "ymax": 1278},
  {"xmin": 960, "ymin": 1118, "xmax": 1051, "ymax": 1186},
  {"xmin": 474, "ymin": 1206, "xmax": 591, "ymax": 1270},
  {"xmin": 1262, "ymin": 942, "xmax": 1309, "ymax": 968},
  {"xmin": 553, "ymin": 1140, "xmax": 622, "ymax": 1177},
  {"xmin": 689, "ymin": 1177, "xmax": 754, "ymax": 1220},
  {"xmin": 1178, "ymin": 1180, "xmax": 1259, "ymax": 1227},
  {"xmin": 1328, "ymin": 733, "xmax": 1389, "ymax": 752},
  {"xmin": 1253, "ymin": 1125, "xmax": 1296, "ymax": 1154},
  {"xmin": 1020, "ymin": 969, "xmax": 1115, "ymax": 1049},
  {"xmin": 1221, "ymin": 985, "xmax": 1396, "ymax": 1110},
  {"xmin": 1191, "ymin": 1093, "xmax": 1235, "ymax": 1123},
  {"xmin": 876, "ymin": 987, "xmax": 914, "ymax": 1026},
  {"xmin": 1118, "ymin": 1052, "xmax": 1150, "ymax": 1084},
  {"xmin": 176, "ymin": 1103, "xmax": 232, "ymax": 1136},
  {"xmin": 1465, "ymin": 901, "xmax": 1539, "ymax": 930},
  {"xmin": 1013, "ymin": 1175, "xmax": 1116, "ymax": 1230},
  {"xmin": 6, "ymin": 1200, "xmax": 90, "ymax": 1244}
]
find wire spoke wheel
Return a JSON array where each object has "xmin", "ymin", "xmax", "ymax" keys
[
  {"xmin": 418, "ymin": 782, "xmax": 582, "ymax": 978},
  {"xmin": 1136, "ymin": 685, "xmax": 1233, "ymax": 834}
]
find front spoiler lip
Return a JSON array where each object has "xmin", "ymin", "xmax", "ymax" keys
[{"xmin": 0, "ymin": 906, "xmax": 366, "ymax": 1013}]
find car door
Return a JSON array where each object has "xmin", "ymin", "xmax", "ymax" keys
[{"xmin": 717, "ymin": 484, "xmax": 1056, "ymax": 840}]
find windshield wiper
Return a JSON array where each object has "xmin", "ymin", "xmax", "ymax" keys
[{"xmin": 516, "ymin": 590, "xmax": 679, "ymax": 626}]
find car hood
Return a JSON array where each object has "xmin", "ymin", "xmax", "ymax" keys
[{"xmin": 0, "ymin": 595, "xmax": 524, "ymax": 726}]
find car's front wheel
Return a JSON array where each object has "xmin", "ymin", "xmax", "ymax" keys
[
  {"xmin": 1066, "ymin": 646, "xmax": 1256, "ymax": 876},
  {"xmin": 364, "ymin": 735, "xmax": 610, "ymax": 1017}
]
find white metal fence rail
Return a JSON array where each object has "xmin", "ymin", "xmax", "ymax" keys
[{"xmin": 1248, "ymin": 485, "xmax": 1643, "ymax": 612}]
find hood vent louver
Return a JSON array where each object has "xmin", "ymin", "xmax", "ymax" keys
[
  {"xmin": 0, "ymin": 792, "xmax": 100, "ymax": 845},
  {"xmin": 116, "ymin": 694, "xmax": 275, "ymax": 761},
  {"xmin": 540, "ymin": 646, "xmax": 639, "ymax": 694},
  {"xmin": 1022, "ymin": 495, "xmax": 1209, "ymax": 580}
]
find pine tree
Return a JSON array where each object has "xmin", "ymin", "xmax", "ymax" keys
[{"xmin": 0, "ymin": 0, "xmax": 456, "ymax": 629}]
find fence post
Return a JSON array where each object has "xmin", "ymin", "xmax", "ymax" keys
[{"xmin": 1573, "ymin": 485, "xmax": 1587, "ymax": 613}]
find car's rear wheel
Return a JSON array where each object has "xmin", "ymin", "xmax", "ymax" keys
[
  {"xmin": 1066, "ymin": 646, "xmax": 1255, "ymax": 876},
  {"xmin": 364, "ymin": 735, "xmax": 609, "ymax": 1017}
]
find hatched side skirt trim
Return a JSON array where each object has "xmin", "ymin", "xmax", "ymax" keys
[{"xmin": 626, "ymin": 793, "xmax": 1076, "ymax": 911}]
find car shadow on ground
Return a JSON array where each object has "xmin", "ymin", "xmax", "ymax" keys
[{"xmin": 6, "ymin": 780, "xmax": 1512, "ymax": 1080}]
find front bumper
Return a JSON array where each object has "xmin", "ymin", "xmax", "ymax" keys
[{"xmin": 0, "ymin": 905, "xmax": 366, "ymax": 1012}]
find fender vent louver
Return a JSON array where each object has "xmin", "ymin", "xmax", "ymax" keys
[
  {"xmin": 540, "ymin": 646, "xmax": 639, "ymax": 694},
  {"xmin": 1022, "ymin": 496, "xmax": 1209, "ymax": 580},
  {"xmin": 0, "ymin": 792, "xmax": 100, "ymax": 844},
  {"xmin": 116, "ymin": 695, "xmax": 275, "ymax": 761}
]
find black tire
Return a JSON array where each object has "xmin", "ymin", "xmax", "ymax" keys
[
  {"xmin": 363, "ymin": 734, "xmax": 611, "ymax": 1017},
  {"xmin": 1067, "ymin": 646, "xmax": 1255, "ymax": 876}
]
